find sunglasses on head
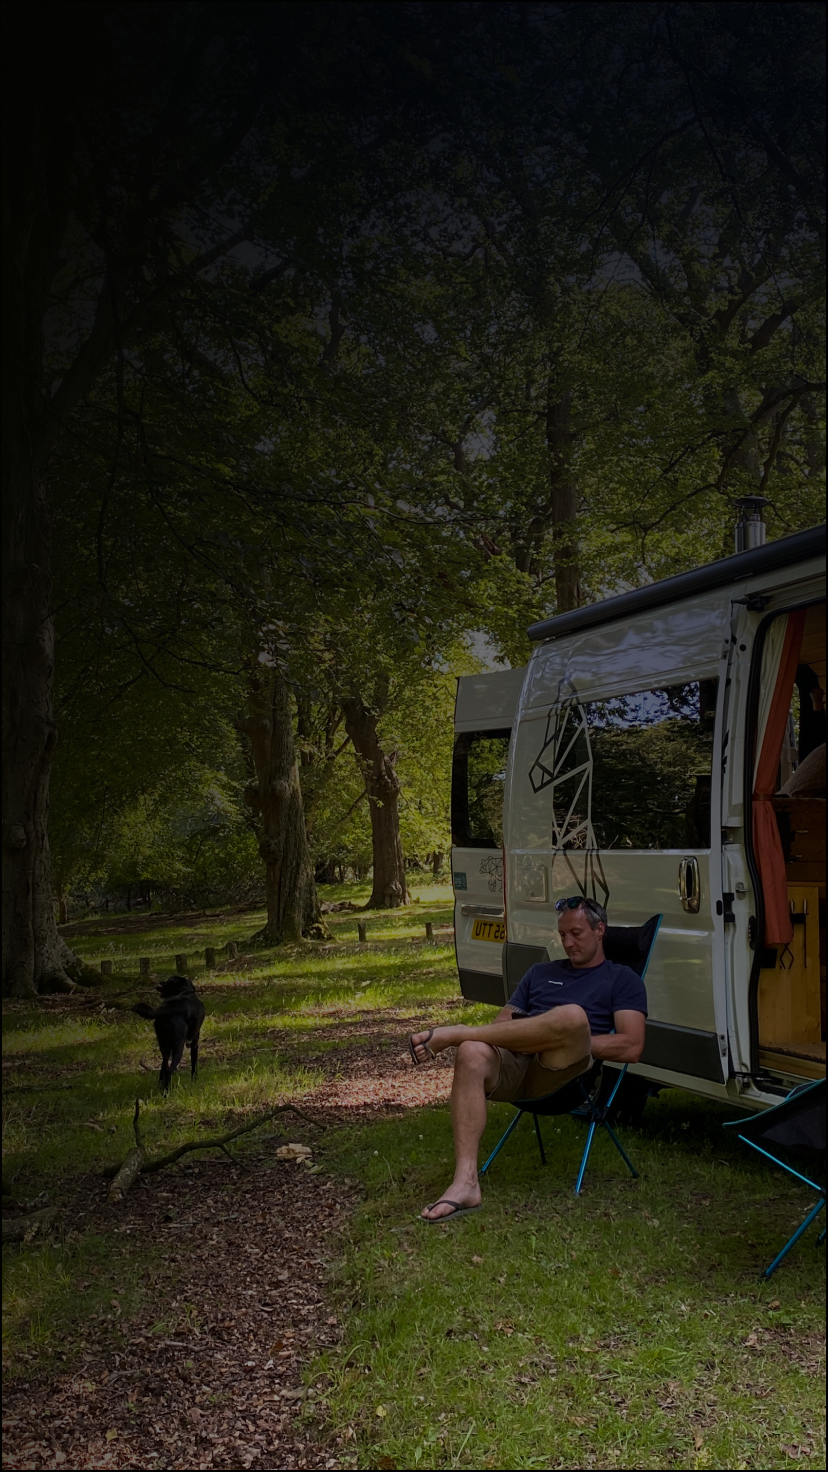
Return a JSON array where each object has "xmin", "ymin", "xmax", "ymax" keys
[{"xmin": 555, "ymin": 896, "xmax": 602, "ymax": 914}]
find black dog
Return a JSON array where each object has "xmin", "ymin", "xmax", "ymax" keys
[{"xmin": 133, "ymin": 975, "xmax": 205, "ymax": 1093}]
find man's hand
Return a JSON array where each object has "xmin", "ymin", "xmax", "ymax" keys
[{"xmin": 590, "ymin": 1010, "xmax": 646, "ymax": 1063}]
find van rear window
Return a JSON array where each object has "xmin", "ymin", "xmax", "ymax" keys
[
  {"xmin": 532, "ymin": 682, "xmax": 717, "ymax": 850},
  {"xmin": 452, "ymin": 730, "xmax": 510, "ymax": 848}
]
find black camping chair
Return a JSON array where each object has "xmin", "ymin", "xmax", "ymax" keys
[
  {"xmin": 480, "ymin": 915, "xmax": 662, "ymax": 1195},
  {"xmin": 723, "ymin": 1078, "xmax": 826, "ymax": 1278}
]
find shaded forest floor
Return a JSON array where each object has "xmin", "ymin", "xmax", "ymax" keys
[{"xmin": 3, "ymin": 885, "xmax": 826, "ymax": 1470}]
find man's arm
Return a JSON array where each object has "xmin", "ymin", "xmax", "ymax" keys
[
  {"xmin": 590, "ymin": 1010, "xmax": 646, "ymax": 1063},
  {"xmin": 495, "ymin": 1004, "xmax": 519, "ymax": 1023}
]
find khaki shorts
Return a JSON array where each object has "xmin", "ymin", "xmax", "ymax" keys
[{"xmin": 486, "ymin": 1048, "xmax": 593, "ymax": 1104}]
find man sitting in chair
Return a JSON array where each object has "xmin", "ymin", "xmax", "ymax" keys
[{"xmin": 409, "ymin": 897, "xmax": 647, "ymax": 1222}]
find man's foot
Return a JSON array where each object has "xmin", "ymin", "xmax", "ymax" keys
[
  {"xmin": 408, "ymin": 1024, "xmax": 465, "ymax": 1064},
  {"xmin": 421, "ymin": 1179, "xmax": 481, "ymax": 1222},
  {"xmin": 421, "ymin": 1199, "xmax": 481, "ymax": 1223}
]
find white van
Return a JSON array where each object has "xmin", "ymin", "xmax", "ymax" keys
[{"xmin": 452, "ymin": 525, "xmax": 825, "ymax": 1111}]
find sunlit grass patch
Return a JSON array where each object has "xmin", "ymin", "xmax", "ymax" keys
[
  {"xmin": 5, "ymin": 885, "xmax": 823, "ymax": 1468},
  {"xmin": 2, "ymin": 1016, "xmax": 122, "ymax": 1053},
  {"xmin": 313, "ymin": 1094, "xmax": 826, "ymax": 1471}
]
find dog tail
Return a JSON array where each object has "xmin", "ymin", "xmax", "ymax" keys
[{"xmin": 132, "ymin": 1002, "xmax": 159, "ymax": 1020}]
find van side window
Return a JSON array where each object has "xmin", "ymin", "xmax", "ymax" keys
[
  {"xmin": 452, "ymin": 730, "xmax": 510, "ymax": 848},
  {"xmin": 585, "ymin": 681, "xmax": 717, "ymax": 850}
]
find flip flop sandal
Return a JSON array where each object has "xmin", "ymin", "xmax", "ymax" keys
[
  {"xmin": 422, "ymin": 1199, "xmax": 482, "ymax": 1224},
  {"xmin": 409, "ymin": 1028, "xmax": 436, "ymax": 1065}
]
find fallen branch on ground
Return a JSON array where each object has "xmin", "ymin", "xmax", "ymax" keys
[
  {"xmin": 2, "ymin": 1206, "xmax": 59, "ymax": 1242},
  {"xmin": 103, "ymin": 1101, "xmax": 324, "ymax": 1196},
  {"xmin": 107, "ymin": 1099, "xmax": 145, "ymax": 1201}
]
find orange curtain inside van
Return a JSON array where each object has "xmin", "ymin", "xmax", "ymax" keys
[{"xmin": 752, "ymin": 609, "xmax": 806, "ymax": 946}]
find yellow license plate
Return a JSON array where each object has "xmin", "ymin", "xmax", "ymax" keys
[{"xmin": 471, "ymin": 918, "xmax": 506, "ymax": 943}]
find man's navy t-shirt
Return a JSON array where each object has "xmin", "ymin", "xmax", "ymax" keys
[{"xmin": 508, "ymin": 958, "xmax": 647, "ymax": 1035}]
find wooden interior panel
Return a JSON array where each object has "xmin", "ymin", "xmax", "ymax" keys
[
  {"xmin": 759, "ymin": 1049, "xmax": 826, "ymax": 1080},
  {"xmin": 772, "ymin": 798, "xmax": 826, "ymax": 877},
  {"xmin": 758, "ymin": 882, "xmax": 822, "ymax": 1050}
]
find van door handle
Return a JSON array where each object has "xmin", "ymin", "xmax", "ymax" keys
[{"xmin": 679, "ymin": 856, "xmax": 701, "ymax": 913}]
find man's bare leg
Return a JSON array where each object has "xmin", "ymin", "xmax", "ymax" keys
[
  {"xmin": 421, "ymin": 1041, "xmax": 499, "ymax": 1222},
  {"xmin": 411, "ymin": 1004, "xmax": 591, "ymax": 1070},
  {"xmin": 418, "ymin": 1007, "xmax": 592, "ymax": 1223}
]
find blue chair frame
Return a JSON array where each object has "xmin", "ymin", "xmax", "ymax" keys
[
  {"xmin": 723, "ymin": 1077, "xmax": 826, "ymax": 1278},
  {"xmin": 480, "ymin": 915, "xmax": 662, "ymax": 1196}
]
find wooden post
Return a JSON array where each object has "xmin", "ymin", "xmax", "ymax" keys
[
  {"xmin": 139, "ymin": 957, "xmax": 151, "ymax": 977},
  {"xmin": 204, "ymin": 947, "xmax": 216, "ymax": 968},
  {"xmin": 358, "ymin": 921, "xmax": 367, "ymax": 943},
  {"xmin": 226, "ymin": 941, "xmax": 239, "ymax": 959},
  {"xmin": 425, "ymin": 922, "xmax": 434, "ymax": 942},
  {"xmin": 100, "ymin": 959, "xmax": 113, "ymax": 976},
  {"xmin": 175, "ymin": 953, "xmax": 188, "ymax": 974}
]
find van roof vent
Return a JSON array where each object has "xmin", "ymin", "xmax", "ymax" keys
[{"xmin": 734, "ymin": 495, "xmax": 768, "ymax": 554}]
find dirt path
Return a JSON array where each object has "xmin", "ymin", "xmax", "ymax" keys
[
  {"xmin": 2, "ymin": 1008, "xmax": 454, "ymax": 1471},
  {"xmin": 3, "ymin": 1158, "xmax": 354, "ymax": 1472}
]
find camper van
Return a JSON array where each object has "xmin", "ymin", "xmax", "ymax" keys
[{"xmin": 452, "ymin": 524, "xmax": 826, "ymax": 1113}]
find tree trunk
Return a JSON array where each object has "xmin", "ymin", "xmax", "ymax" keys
[
  {"xmin": 2, "ymin": 432, "xmax": 83, "ymax": 998},
  {"xmin": 546, "ymin": 388, "xmax": 581, "ymax": 614},
  {"xmin": 2, "ymin": 27, "xmax": 95, "ymax": 996},
  {"xmin": 238, "ymin": 668, "xmax": 327, "ymax": 944},
  {"xmin": 341, "ymin": 694, "xmax": 409, "ymax": 909}
]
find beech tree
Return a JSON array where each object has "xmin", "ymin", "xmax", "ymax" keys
[
  {"xmin": 1, "ymin": 2, "xmax": 279, "ymax": 992},
  {"xmin": 6, "ymin": 2, "xmax": 822, "ymax": 995},
  {"xmin": 372, "ymin": 2, "xmax": 824, "ymax": 621}
]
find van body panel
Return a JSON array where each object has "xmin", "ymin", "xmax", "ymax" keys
[
  {"xmin": 526, "ymin": 527, "xmax": 825, "ymax": 644},
  {"xmin": 523, "ymin": 590, "xmax": 728, "ymax": 710},
  {"xmin": 452, "ymin": 669, "xmax": 525, "ymax": 996},
  {"xmin": 503, "ymin": 600, "xmax": 729, "ymax": 1079},
  {"xmin": 456, "ymin": 529, "xmax": 825, "ymax": 1109},
  {"xmin": 637, "ymin": 1021, "xmax": 723, "ymax": 1081},
  {"xmin": 626, "ymin": 1062, "xmax": 732, "ymax": 1102},
  {"xmin": 458, "ymin": 968, "xmax": 510, "ymax": 1007},
  {"xmin": 454, "ymin": 667, "xmax": 526, "ymax": 731}
]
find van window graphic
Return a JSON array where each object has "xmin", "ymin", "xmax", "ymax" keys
[
  {"xmin": 530, "ymin": 681, "xmax": 717, "ymax": 861},
  {"xmin": 529, "ymin": 689, "xmax": 609, "ymax": 906}
]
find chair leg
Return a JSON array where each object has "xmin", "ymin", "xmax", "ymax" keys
[
  {"xmin": 601, "ymin": 1120, "xmax": 639, "ymax": 1179},
  {"xmin": 480, "ymin": 1110, "xmax": 524, "ymax": 1176},
  {"xmin": 763, "ymin": 1197, "xmax": 826, "ymax": 1279},
  {"xmin": 531, "ymin": 1112, "xmax": 547, "ymax": 1166},
  {"xmin": 574, "ymin": 1120, "xmax": 598, "ymax": 1195}
]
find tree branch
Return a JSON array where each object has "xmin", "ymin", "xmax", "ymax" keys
[{"xmin": 103, "ymin": 1102, "xmax": 323, "ymax": 1184}]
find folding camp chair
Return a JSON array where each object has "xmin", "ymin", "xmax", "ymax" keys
[
  {"xmin": 480, "ymin": 915, "xmax": 662, "ymax": 1195},
  {"xmin": 723, "ymin": 1077, "xmax": 826, "ymax": 1278}
]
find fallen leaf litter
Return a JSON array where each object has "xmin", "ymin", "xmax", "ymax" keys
[{"xmin": 2, "ymin": 998, "xmax": 456, "ymax": 1470}]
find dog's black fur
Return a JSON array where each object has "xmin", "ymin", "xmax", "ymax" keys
[{"xmin": 133, "ymin": 975, "xmax": 205, "ymax": 1093}]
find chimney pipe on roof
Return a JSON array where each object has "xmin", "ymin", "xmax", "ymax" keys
[{"xmin": 734, "ymin": 496, "xmax": 768, "ymax": 554}]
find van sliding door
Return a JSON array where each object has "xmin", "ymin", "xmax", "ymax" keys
[{"xmin": 507, "ymin": 594, "xmax": 731, "ymax": 1084}]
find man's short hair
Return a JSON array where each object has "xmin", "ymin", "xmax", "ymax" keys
[{"xmin": 576, "ymin": 898, "xmax": 607, "ymax": 930}]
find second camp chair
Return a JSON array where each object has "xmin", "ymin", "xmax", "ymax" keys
[
  {"xmin": 480, "ymin": 914, "xmax": 662, "ymax": 1195},
  {"xmin": 723, "ymin": 1077, "xmax": 826, "ymax": 1278}
]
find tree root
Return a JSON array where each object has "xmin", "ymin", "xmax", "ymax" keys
[
  {"xmin": 37, "ymin": 975, "xmax": 77, "ymax": 995},
  {"xmin": 2, "ymin": 1206, "xmax": 59, "ymax": 1242},
  {"xmin": 103, "ymin": 1101, "xmax": 324, "ymax": 1195}
]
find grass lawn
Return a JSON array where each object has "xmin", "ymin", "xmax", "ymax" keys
[{"xmin": 3, "ymin": 881, "xmax": 825, "ymax": 1470}]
